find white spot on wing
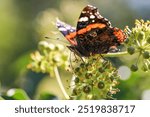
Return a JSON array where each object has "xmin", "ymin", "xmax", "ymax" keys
[
  {"xmin": 66, "ymin": 26, "xmax": 71, "ymax": 30},
  {"xmin": 88, "ymin": 5, "xmax": 93, "ymax": 7},
  {"xmin": 87, "ymin": 5, "xmax": 96, "ymax": 9},
  {"xmin": 79, "ymin": 16, "xmax": 89, "ymax": 22},
  {"xmin": 92, "ymin": 20, "xmax": 95, "ymax": 22},
  {"xmin": 82, "ymin": 11, "xmax": 86, "ymax": 14},
  {"xmin": 70, "ymin": 29, "xmax": 74, "ymax": 32},
  {"xmin": 90, "ymin": 15, "xmax": 95, "ymax": 19},
  {"xmin": 96, "ymin": 11, "xmax": 99, "ymax": 14},
  {"xmin": 59, "ymin": 27, "xmax": 67, "ymax": 31},
  {"xmin": 104, "ymin": 18, "xmax": 108, "ymax": 21}
]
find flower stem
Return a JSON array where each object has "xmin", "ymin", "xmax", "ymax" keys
[
  {"xmin": 102, "ymin": 51, "xmax": 129, "ymax": 57},
  {"xmin": 54, "ymin": 66, "xmax": 70, "ymax": 99}
]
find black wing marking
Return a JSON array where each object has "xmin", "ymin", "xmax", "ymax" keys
[{"xmin": 77, "ymin": 5, "xmax": 111, "ymax": 31}]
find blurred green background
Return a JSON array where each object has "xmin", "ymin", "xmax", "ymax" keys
[{"xmin": 0, "ymin": 0, "xmax": 150, "ymax": 100}]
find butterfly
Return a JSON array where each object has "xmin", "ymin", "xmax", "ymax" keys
[{"xmin": 56, "ymin": 5, "xmax": 126, "ymax": 57}]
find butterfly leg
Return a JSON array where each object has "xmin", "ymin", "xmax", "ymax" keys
[{"xmin": 67, "ymin": 46, "xmax": 85, "ymax": 62}]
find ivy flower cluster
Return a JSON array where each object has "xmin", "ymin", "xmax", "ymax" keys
[
  {"xmin": 27, "ymin": 41, "xmax": 69, "ymax": 74},
  {"xmin": 71, "ymin": 55, "xmax": 120, "ymax": 100},
  {"xmin": 125, "ymin": 20, "xmax": 150, "ymax": 72}
]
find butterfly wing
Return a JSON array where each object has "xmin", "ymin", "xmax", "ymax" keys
[
  {"xmin": 76, "ymin": 5, "xmax": 111, "ymax": 31},
  {"xmin": 56, "ymin": 19, "xmax": 77, "ymax": 46},
  {"xmin": 56, "ymin": 5, "xmax": 126, "ymax": 57},
  {"xmin": 75, "ymin": 5, "xmax": 111, "ymax": 53},
  {"xmin": 76, "ymin": 5, "xmax": 111, "ymax": 46},
  {"xmin": 75, "ymin": 5, "xmax": 126, "ymax": 54}
]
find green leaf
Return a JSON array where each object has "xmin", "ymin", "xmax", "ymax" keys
[
  {"xmin": 6, "ymin": 88, "xmax": 30, "ymax": 100},
  {"xmin": 38, "ymin": 92, "xmax": 57, "ymax": 100}
]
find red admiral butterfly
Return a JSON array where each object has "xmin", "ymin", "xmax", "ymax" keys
[{"xmin": 56, "ymin": 5, "xmax": 126, "ymax": 57}]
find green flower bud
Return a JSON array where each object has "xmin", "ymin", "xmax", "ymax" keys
[
  {"xmin": 138, "ymin": 31, "xmax": 145, "ymax": 39},
  {"xmin": 127, "ymin": 46, "xmax": 135, "ymax": 55},
  {"xmin": 110, "ymin": 76, "xmax": 115, "ymax": 81},
  {"xmin": 38, "ymin": 41, "xmax": 49, "ymax": 51},
  {"xmin": 98, "ymin": 81, "xmax": 105, "ymax": 89},
  {"xmin": 83, "ymin": 86, "xmax": 91, "ymax": 93},
  {"xmin": 55, "ymin": 44, "xmax": 64, "ymax": 51},
  {"xmin": 98, "ymin": 67, "xmax": 105, "ymax": 73},
  {"xmin": 80, "ymin": 63, "xmax": 85, "ymax": 68},
  {"xmin": 130, "ymin": 64, "xmax": 138, "ymax": 72},
  {"xmin": 141, "ymin": 65, "xmax": 148, "ymax": 72},
  {"xmin": 75, "ymin": 67, "xmax": 80, "ymax": 73},
  {"xmin": 85, "ymin": 73, "xmax": 92, "ymax": 79},
  {"xmin": 72, "ymin": 88, "xmax": 77, "ymax": 96},
  {"xmin": 143, "ymin": 51, "xmax": 150, "ymax": 59},
  {"xmin": 74, "ymin": 77, "xmax": 80, "ymax": 84}
]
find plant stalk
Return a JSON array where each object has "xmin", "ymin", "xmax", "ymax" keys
[
  {"xmin": 54, "ymin": 66, "xmax": 70, "ymax": 100},
  {"xmin": 102, "ymin": 51, "xmax": 129, "ymax": 57}
]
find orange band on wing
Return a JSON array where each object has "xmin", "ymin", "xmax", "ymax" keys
[
  {"xmin": 113, "ymin": 29, "xmax": 126, "ymax": 43},
  {"xmin": 77, "ymin": 28, "xmax": 87, "ymax": 35},
  {"xmin": 65, "ymin": 32, "xmax": 77, "ymax": 45},
  {"xmin": 65, "ymin": 32, "xmax": 76, "ymax": 39},
  {"xmin": 64, "ymin": 23, "xmax": 106, "ymax": 45},
  {"xmin": 78, "ymin": 23, "xmax": 106, "ymax": 35}
]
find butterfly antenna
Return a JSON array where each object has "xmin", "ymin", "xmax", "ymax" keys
[
  {"xmin": 45, "ymin": 36, "xmax": 59, "ymax": 40},
  {"xmin": 80, "ymin": 56, "xmax": 85, "ymax": 63},
  {"xmin": 73, "ymin": 52, "xmax": 85, "ymax": 63}
]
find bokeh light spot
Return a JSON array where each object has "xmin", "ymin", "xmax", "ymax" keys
[
  {"xmin": 118, "ymin": 66, "xmax": 131, "ymax": 80},
  {"xmin": 142, "ymin": 90, "xmax": 150, "ymax": 100}
]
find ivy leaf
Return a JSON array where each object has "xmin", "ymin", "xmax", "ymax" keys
[
  {"xmin": 6, "ymin": 88, "xmax": 30, "ymax": 100},
  {"xmin": 38, "ymin": 92, "xmax": 58, "ymax": 100}
]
